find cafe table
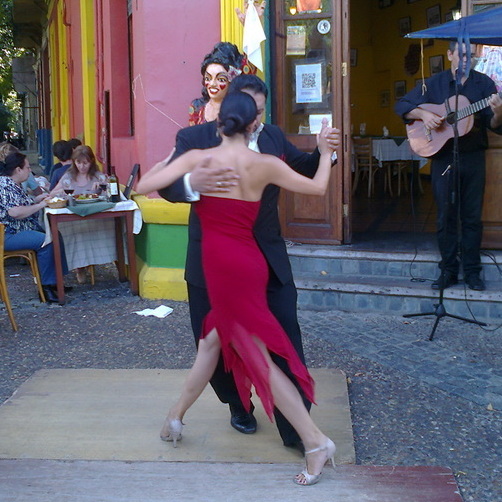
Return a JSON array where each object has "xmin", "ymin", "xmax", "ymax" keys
[
  {"xmin": 43, "ymin": 199, "xmax": 143, "ymax": 304},
  {"xmin": 371, "ymin": 136, "xmax": 428, "ymax": 168},
  {"xmin": 371, "ymin": 136, "xmax": 429, "ymax": 195}
]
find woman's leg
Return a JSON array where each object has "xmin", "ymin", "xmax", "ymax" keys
[
  {"xmin": 251, "ymin": 338, "xmax": 332, "ymax": 479},
  {"xmin": 165, "ymin": 328, "xmax": 221, "ymax": 423}
]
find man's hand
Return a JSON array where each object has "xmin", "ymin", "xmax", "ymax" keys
[
  {"xmin": 406, "ymin": 108, "xmax": 444, "ymax": 130},
  {"xmin": 317, "ymin": 118, "xmax": 340, "ymax": 154},
  {"xmin": 190, "ymin": 156, "xmax": 240, "ymax": 193},
  {"xmin": 235, "ymin": 1, "xmax": 266, "ymax": 25},
  {"xmin": 489, "ymin": 93, "xmax": 502, "ymax": 128}
]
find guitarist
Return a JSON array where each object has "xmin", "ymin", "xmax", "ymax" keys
[{"xmin": 395, "ymin": 42, "xmax": 502, "ymax": 291}]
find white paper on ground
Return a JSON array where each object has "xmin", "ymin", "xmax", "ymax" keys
[{"xmin": 133, "ymin": 305, "xmax": 173, "ymax": 318}]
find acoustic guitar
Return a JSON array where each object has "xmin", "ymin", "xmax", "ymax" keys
[{"xmin": 406, "ymin": 93, "xmax": 498, "ymax": 157}]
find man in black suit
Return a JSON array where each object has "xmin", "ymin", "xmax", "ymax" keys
[{"xmin": 159, "ymin": 74, "xmax": 339, "ymax": 451}]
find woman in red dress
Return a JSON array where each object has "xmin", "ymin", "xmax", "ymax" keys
[{"xmin": 137, "ymin": 92, "xmax": 336, "ymax": 486}]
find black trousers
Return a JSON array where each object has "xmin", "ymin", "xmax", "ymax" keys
[
  {"xmin": 187, "ymin": 272, "xmax": 311, "ymax": 446},
  {"xmin": 431, "ymin": 150, "xmax": 485, "ymax": 277}
]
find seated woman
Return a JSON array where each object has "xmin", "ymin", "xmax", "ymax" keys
[
  {"xmin": 0, "ymin": 152, "xmax": 70, "ymax": 303},
  {"xmin": 50, "ymin": 145, "xmax": 108, "ymax": 284},
  {"xmin": 189, "ymin": 42, "xmax": 254, "ymax": 126},
  {"xmin": 50, "ymin": 145, "xmax": 107, "ymax": 197},
  {"xmin": 0, "ymin": 142, "xmax": 46, "ymax": 197}
]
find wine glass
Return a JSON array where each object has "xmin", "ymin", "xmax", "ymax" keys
[
  {"xmin": 62, "ymin": 178, "xmax": 74, "ymax": 198},
  {"xmin": 98, "ymin": 174, "xmax": 109, "ymax": 199}
]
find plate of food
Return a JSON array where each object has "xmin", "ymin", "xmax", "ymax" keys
[{"xmin": 73, "ymin": 194, "xmax": 105, "ymax": 204}]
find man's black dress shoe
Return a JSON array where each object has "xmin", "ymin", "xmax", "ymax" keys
[
  {"xmin": 41, "ymin": 286, "xmax": 59, "ymax": 303},
  {"xmin": 229, "ymin": 404, "xmax": 257, "ymax": 434},
  {"xmin": 465, "ymin": 274, "xmax": 485, "ymax": 291},
  {"xmin": 284, "ymin": 439, "xmax": 305, "ymax": 455},
  {"xmin": 431, "ymin": 273, "xmax": 458, "ymax": 290},
  {"xmin": 46, "ymin": 284, "xmax": 74, "ymax": 293}
]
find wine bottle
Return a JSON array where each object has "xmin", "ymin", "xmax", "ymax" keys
[{"xmin": 108, "ymin": 167, "xmax": 121, "ymax": 202}]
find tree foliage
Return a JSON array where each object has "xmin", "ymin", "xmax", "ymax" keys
[
  {"xmin": 0, "ymin": 0, "xmax": 14, "ymax": 100},
  {"xmin": 0, "ymin": 0, "xmax": 31, "ymax": 129}
]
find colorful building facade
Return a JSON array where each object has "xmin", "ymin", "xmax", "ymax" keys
[{"xmin": 13, "ymin": 0, "xmax": 249, "ymax": 300}]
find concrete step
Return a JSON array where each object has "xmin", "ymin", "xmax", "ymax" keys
[
  {"xmin": 289, "ymin": 246, "xmax": 502, "ymax": 323},
  {"xmin": 289, "ymin": 247, "xmax": 502, "ymax": 282}
]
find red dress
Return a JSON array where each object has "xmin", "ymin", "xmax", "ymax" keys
[{"xmin": 195, "ymin": 195, "xmax": 316, "ymax": 420}]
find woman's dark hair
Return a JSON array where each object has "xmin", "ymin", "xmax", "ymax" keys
[
  {"xmin": 0, "ymin": 152, "xmax": 27, "ymax": 177},
  {"xmin": 217, "ymin": 91, "xmax": 257, "ymax": 137},
  {"xmin": 200, "ymin": 42, "xmax": 244, "ymax": 76},
  {"xmin": 68, "ymin": 145, "xmax": 98, "ymax": 179}
]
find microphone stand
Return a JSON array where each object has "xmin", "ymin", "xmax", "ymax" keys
[{"xmin": 404, "ymin": 67, "xmax": 486, "ymax": 340}]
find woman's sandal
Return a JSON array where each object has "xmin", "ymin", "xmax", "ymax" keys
[
  {"xmin": 294, "ymin": 438, "xmax": 336, "ymax": 486},
  {"xmin": 160, "ymin": 417, "xmax": 184, "ymax": 448}
]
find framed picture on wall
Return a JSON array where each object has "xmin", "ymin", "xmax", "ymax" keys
[
  {"xmin": 380, "ymin": 90, "xmax": 390, "ymax": 107},
  {"xmin": 379, "ymin": 0, "xmax": 393, "ymax": 8},
  {"xmin": 445, "ymin": 11, "xmax": 453, "ymax": 22},
  {"xmin": 429, "ymin": 55, "xmax": 444, "ymax": 75},
  {"xmin": 350, "ymin": 49, "xmax": 357, "ymax": 67},
  {"xmin": 399, "ymin": 17, "xmax": 411, "ymax": 37},
  {"xmin": 394, "ymin": 80, "xmax": 407, "ymax": 100},
  {"xmin": 427, "ymin": 5, "xmax": 441, "ymax": 27}
]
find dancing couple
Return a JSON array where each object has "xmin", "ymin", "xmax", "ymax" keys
[{"xmin": 137, "ymin": 90, "xmax": 337, "ymax": 485}]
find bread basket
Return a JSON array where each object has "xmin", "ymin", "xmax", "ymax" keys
[{"xmin": 46, "ymin": 198, "xmax": 68, "ymax": 209}]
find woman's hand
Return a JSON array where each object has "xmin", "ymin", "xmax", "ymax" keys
[
  {"xmin": 317, "ymin": 118, "xmax": 340, "ymax": 156},
  {"xmin": 33, "ymin": 193, "xmax": 49, "ymax": 204}
]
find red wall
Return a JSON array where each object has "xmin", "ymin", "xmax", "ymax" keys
[{"xmin": 98, "ymin": 0, "xmax": 221, "ymax": 185}]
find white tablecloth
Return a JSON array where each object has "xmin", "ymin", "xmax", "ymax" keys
[
  {"xmin": 372, "ymin": 137, "xmax": 429, "ymax": 168},
  {"xmin": 43, "ymin": 200, "xmax": 142, "ymax": 271}
]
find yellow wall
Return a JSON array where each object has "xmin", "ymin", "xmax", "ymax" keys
[
  {"xmin": 220, "ymin": 0, "xmax": 244, "ymax": 47},
  {"xmin": 48, "ymin": 1, "xmax": 71, "ymax": 142},
  {"xmin": 350, "ymin": 0, "xmax": 450, "ymax": 138},
  {"xmin": 79, "ymin": 2, "xmax": 97, "ymax": 152}
]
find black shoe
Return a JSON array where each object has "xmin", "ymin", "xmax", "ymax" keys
[
  {"xmin": 41, "ymin": 286, "xmax": 59, "ymax": 303},
  {"xmin": 284, "ymin": 439, "xmax": 305, "ymax": 455},
  {"xmin": 229, "ymin": 404, "xmax": 257, "ymax": 434},
  {"xmin": 431, "ymin": 273, "xmax": 458, "ymax": 290},
  {"xmin": 46, "ymin": 284, "xmax": 74, "ymax": 293},
  {"xmin": 465, "ymin": 274, "xmax": 485, "ymax": 291}
]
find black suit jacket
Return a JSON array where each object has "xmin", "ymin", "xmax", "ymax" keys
[{"xmin": 158, "ymin": 121, "xmax": 320, "ymax": 288}]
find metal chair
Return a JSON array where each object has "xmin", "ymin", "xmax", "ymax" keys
[
  {"xmin": 1, "ymin": 224, "xmax": 46, "ymax": 331},
  {"xmin": 0, "ymin": 224, "xmax": 18, "ymax": 330}
]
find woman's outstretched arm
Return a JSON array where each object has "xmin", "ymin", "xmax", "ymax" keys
[
  {"xmin": 265, "ymin": 120, "xmax": 335, "ymax": 196},
  {"xmin": 136, "ymin": 150, "xmax": 210, "ymax": 195}
]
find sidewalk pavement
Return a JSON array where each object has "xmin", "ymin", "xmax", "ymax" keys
[{"xmin": 0, "ymin": 262, "xmax": 501, "ymax": 502}]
